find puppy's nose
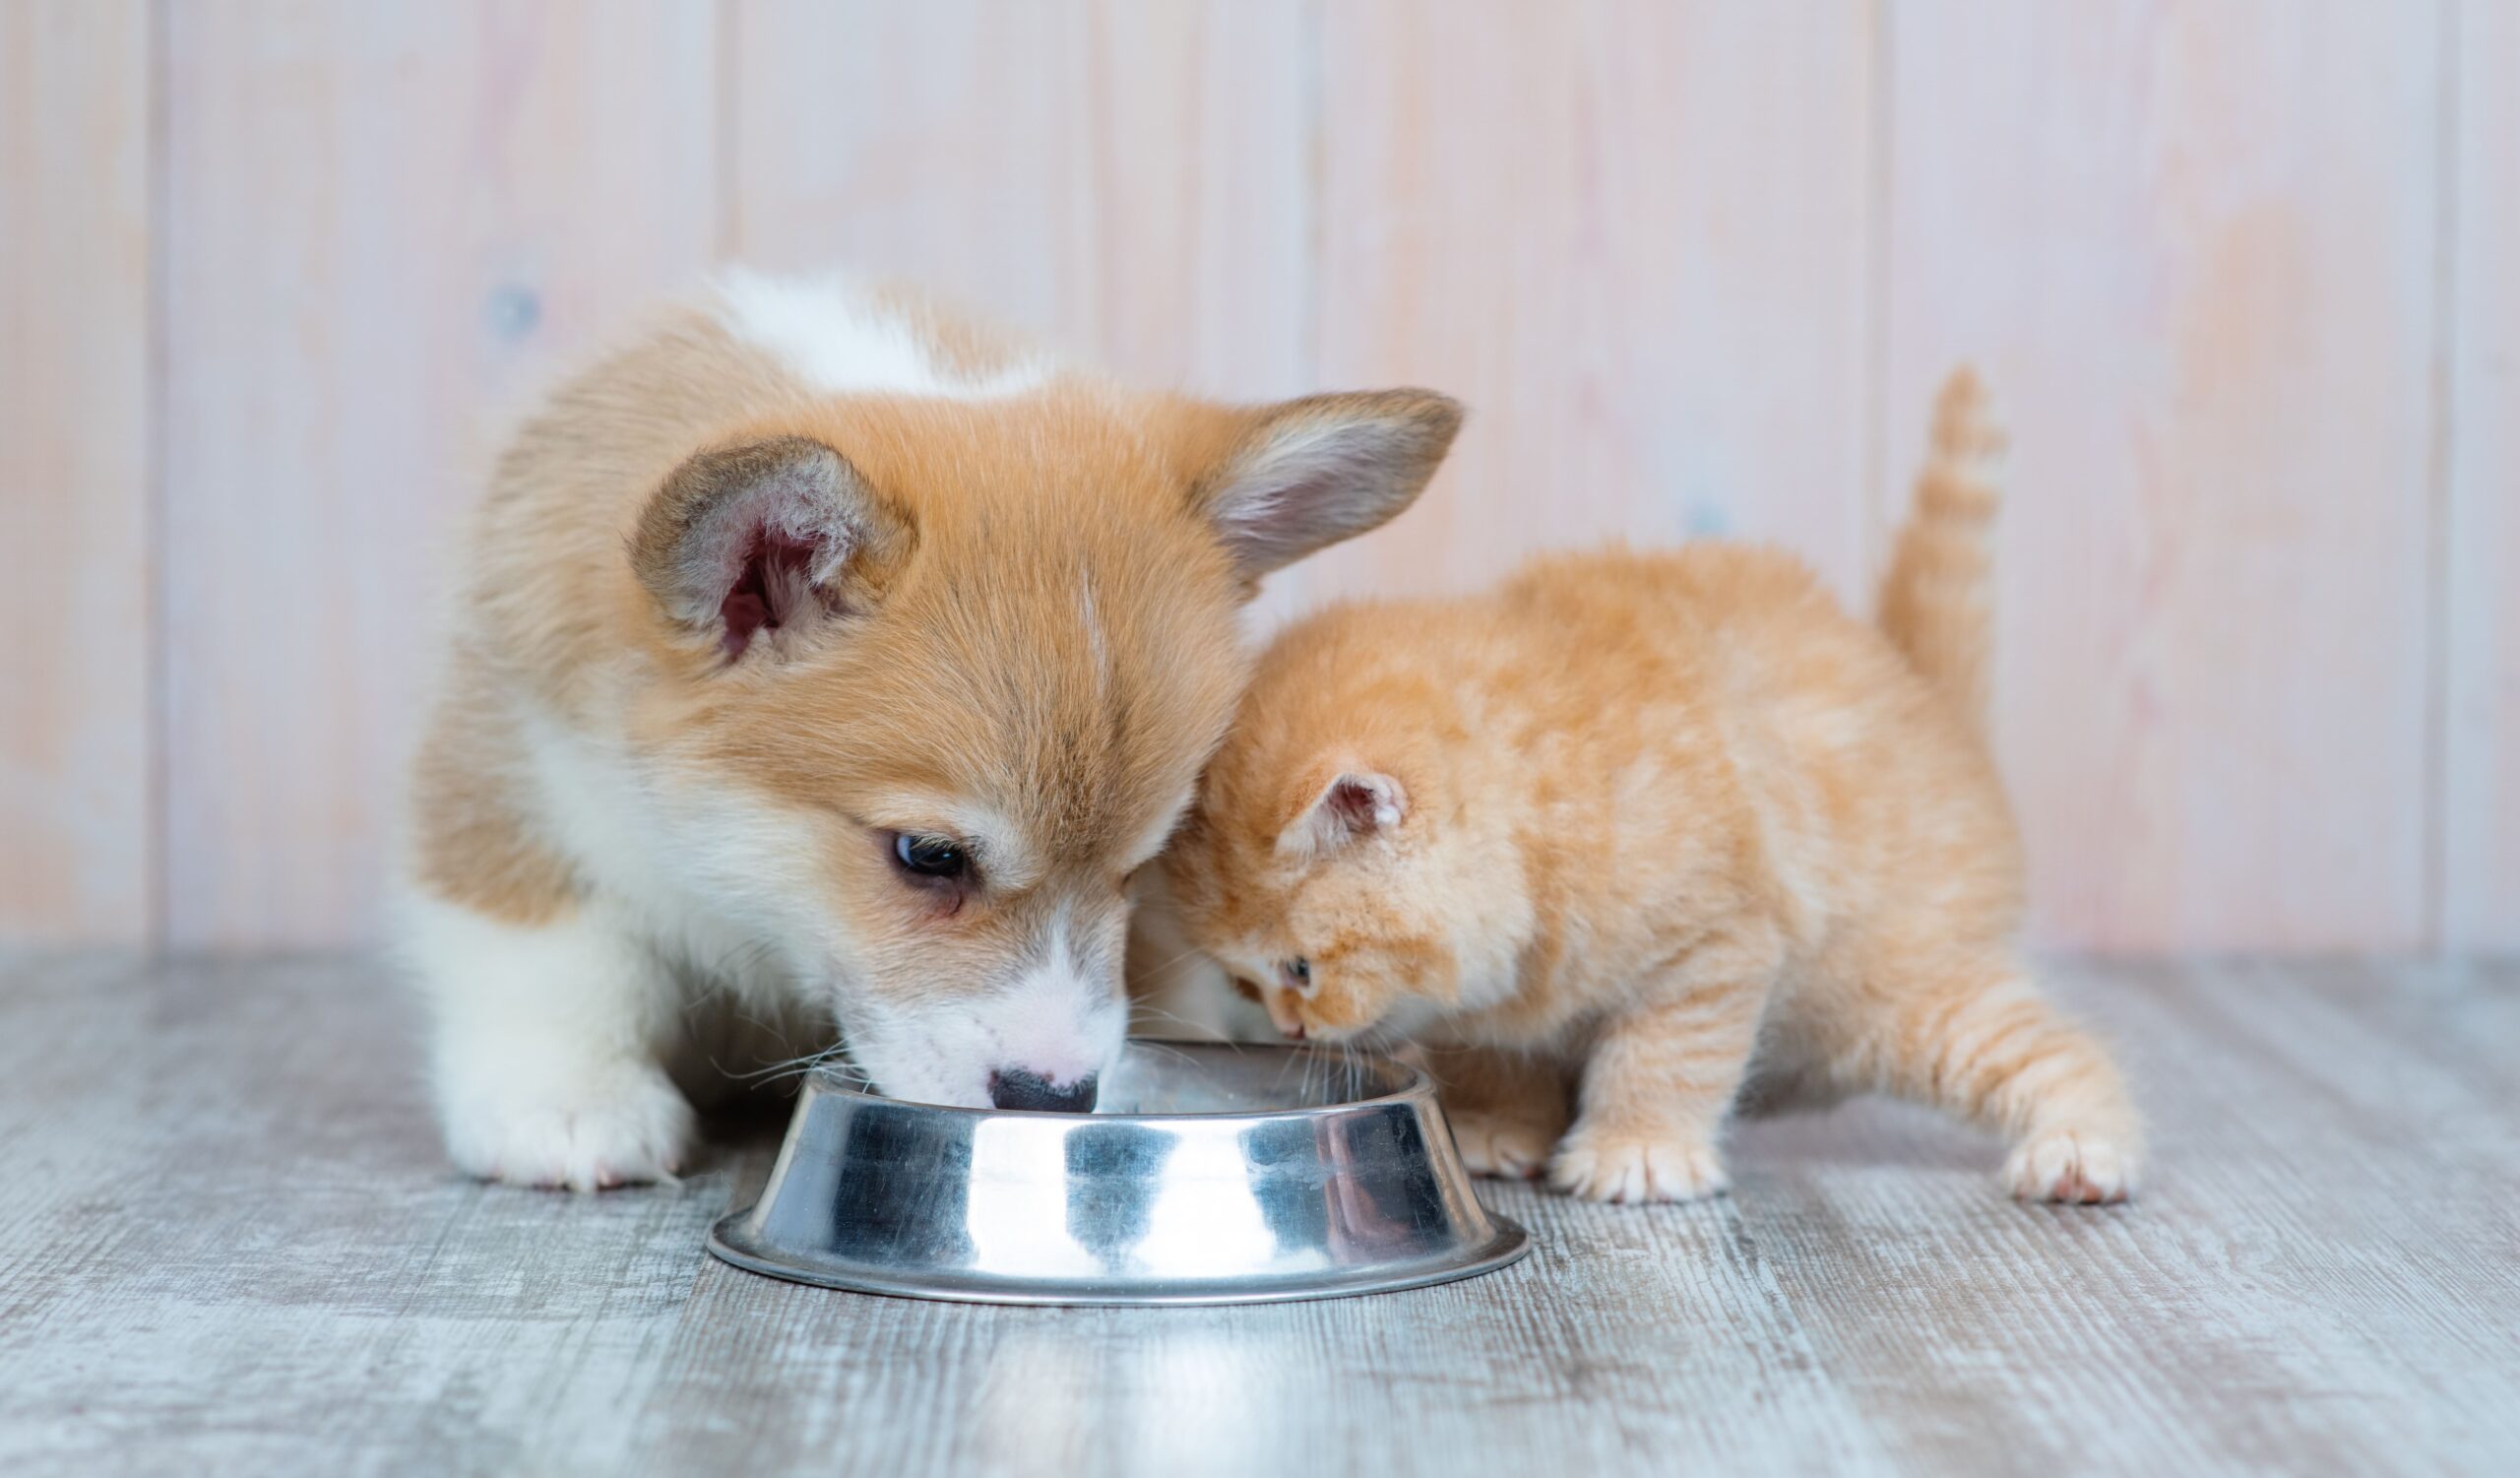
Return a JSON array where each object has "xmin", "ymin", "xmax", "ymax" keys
[{"xmin": 987, "ymin": 1067, "xmax": 1099, "ymax": 1114}]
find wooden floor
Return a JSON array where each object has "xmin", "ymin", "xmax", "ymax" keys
[{"xmin": 0, "ymin": 955, "xmax": 2514, "ymax": 1477}]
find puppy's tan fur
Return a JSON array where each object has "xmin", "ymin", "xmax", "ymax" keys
[
  {"xmin": 402, "ymin": 274, "xmax": 1460, "ymax": 1189},
  {"xmin": 1166, "ymin": 372, "xmax": 2143, "ymax": 1204}
]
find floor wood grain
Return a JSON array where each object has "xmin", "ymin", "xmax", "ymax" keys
[{"xmin": 0, "ymin": 955, "xmax": 2513, "ymax": 1477}]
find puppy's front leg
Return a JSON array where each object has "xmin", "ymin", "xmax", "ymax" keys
[
  {"xmin": 1548, "ymin": 931, "xmax": 1779, "ymax": 1204},
  {"xmin": 405, "ymin": 895, "xmax": 696, "ymax": 1191}
]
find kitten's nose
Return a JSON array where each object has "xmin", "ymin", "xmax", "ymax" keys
[{"xmin": 987, "ymin": 1067, "xmax": 1099, "ymax": 1114}]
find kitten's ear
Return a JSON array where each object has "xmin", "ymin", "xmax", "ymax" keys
[
  {"xmin": 1189, "ymin": 390, "xmax": 1463, "ymax": 580},
  {"xmin": 631, "ymin": 434, "xmax": 914, "ymax": 662},
  {"xmin": 1277, "ymin": 771, "xmax": 1408, "ymax": 861}
]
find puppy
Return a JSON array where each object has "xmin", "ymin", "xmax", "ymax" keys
[{"xmin": 399, "ymin": 271, "xmax": 1461, "ymax": 1189}]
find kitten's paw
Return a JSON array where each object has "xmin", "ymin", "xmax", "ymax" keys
[
  {"xmin": 441, "ymin": 1064, "xmax": 696, "ymax": 1192},
  {"xmin": 2005, "ymin": 1129, "xmax": 2136, "ymax": 1204},
  {"xmin": 1450, "ymin": 1111, "xmax": 1557, "ymax": 1180},
  {"xmin": 1548, "ymin": 1131, "xmax": 1729, "ymax": 1204}
]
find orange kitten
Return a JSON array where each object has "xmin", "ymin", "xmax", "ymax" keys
[{"xmin": 1163, "ymin": 372, "xmax": 2142, "ymax": 1204}]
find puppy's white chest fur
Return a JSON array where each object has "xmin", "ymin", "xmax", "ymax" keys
[{"xmin": 516, "ymin": 702, "xmax": 785, "ymax": 992}]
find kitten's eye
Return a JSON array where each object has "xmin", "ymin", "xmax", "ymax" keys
[
  {"xmin": 892, "ymin": 833, "xmax": 971, "ymax": 882},
  {"xmin": 1281, "ymin": 958, "xmax": 1312, "ymax": 992}
]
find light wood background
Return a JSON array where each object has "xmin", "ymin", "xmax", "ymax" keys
[{"xmin": 2, "ymin": 0, "xmax": 2511, "ymax": 955}]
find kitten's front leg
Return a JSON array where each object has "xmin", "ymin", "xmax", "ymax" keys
[
  {"xmin": 1548, "ymin": 941, "xmax": 1776, "ymax": 1204},
  {"xmin": 1417, "ymin": 1045, "xmax": 1569, "ymax": 1181},
  {"xmin": 403, "ymin": 893, "xmax": 697, "ymax": 1191}
]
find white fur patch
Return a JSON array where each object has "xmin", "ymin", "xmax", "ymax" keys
[
  {"xmin": 519, "ymin": 703, "xmax": 803, "ymax": 989},
  {"xmin": 848, "ymin": 905, "xmax": 1130, "ymax": 1109},
  {"xmin": 1079, "ymin": 569, "xmax": 1110, "ymax": 695},
  {"xmin": 1122, "ymin": 784, "xmax": 1197, "ymax": 873},
  {"xmin": 397, "ymin": 890, "xmax": 697, "ymax": 1190},
  {"xmin": 710, "ymin": 267, "xmax": 1051, "ymax": 399}
]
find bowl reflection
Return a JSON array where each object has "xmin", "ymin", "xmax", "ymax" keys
[{"xmin": 708, "ymin": 1041, "xmax": 1529, "ymax": 1305}]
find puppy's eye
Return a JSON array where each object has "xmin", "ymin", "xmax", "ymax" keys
[
  {"xmin": 892, "ymin": 833, "xmax": 971, "ymax": 881},
  {"xmin": 1281, "ymin": 957, "xmax": 1311, "ymax": 992}
]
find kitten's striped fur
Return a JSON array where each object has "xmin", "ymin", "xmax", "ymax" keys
[{"xmin": 1165, "ymin": 371, "xmax": 2143, "ymax": 1203}]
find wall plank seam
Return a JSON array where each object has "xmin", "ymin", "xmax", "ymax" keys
[
  {"xmin": 2422, "ymin": 0, "xmax": 2462, "ymax": 953},
  {"xmin": 1860, "ymin": 0, "xmax": 1893, "ymax": 594},
  {"xmin": 144, "ymin": 0, "xmax": 169, "ymax": 953},
  {"xmin": 1296, "ymin": 0, "xmax": 1327, "ymax": 392},
  {"xmin": 713, "ymin": 0, "xmax": 738, "ymax": 264}
]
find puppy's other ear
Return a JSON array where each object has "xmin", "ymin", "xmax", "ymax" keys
[
  {"xmin": 1190, "ymin": 390, "xmax": 1463, "ymax": 579},
  {"xmin": 632, "ymin": 435, "xmax": 914, "ymax": 662},
  {"xmin": 1277, "ymin": 770, "xmax": 1407, "ymax": 862}
]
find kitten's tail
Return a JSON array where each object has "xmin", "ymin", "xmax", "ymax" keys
[{"xmin": 1876, "ymin": 366, "xmax": 2004, "ymax": 731}]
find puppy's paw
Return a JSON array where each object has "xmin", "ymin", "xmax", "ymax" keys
[
  {"xmin": 1449, "ymin": 1110, "xmax": 1558, "ymax": 1181},
  {"xmin": 2005, "ymin": 1129, "xmax": 2137, "ymax": 1204},
  {"xmin": 1547, "ymin": 1130, "xmax": 1729, "ymax": 1204},
  {"xmin": 441, "ymin": 1064, "xmax": 696, "ymax": 1192}
]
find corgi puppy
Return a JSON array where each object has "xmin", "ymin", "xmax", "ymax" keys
[
  {"xmin": 399, "ymin": 271, "xmax": 1461, "ymax": 1189},
  {"xmin": 1162, "ymin": 373, "xmax": 2144, "ymax": 1204}
]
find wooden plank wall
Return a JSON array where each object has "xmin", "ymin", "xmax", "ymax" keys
[
  {"xmin": 0, "ymin": 0, "xmax": 153, "ymax": 945},
  {"xmin": 0, "ymin": 0, "xmax": 2509, "ymax": 954},
  {"xmin": 158, "ymin": 0, "xmax": 720, "ymax": 948},
  {"xmin": 1878, "ymin": 2, "xmax": 2443, "ymax": 951},
  {"xmin": 2446, "ymin": 1, "xmax": 2520, "ymax": 952},
  {"xmin": 1302, "ymin": 1, "xmax": 1875, "ymax": 611}
]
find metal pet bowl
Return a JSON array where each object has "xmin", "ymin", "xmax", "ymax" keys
[{"xmin": 708, "ymin": 1040, "xmax": 1530, "ymax": 1306}]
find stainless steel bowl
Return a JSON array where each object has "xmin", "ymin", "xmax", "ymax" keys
[{"xmin": 708, "ymin": 1040, "xmax": 1530, "ymax": 1306}]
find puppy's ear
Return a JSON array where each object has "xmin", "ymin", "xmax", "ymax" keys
[
  {"xmin": 632, "ymin": 435, "xmax": 914, "ymax": 662},
  {"xmin": 1190, "ymin": 391, "xmax": 1463, "ymax": 579},
  {"xmin": 1277, "ymin": 770, "xmax": 1407, "ymax": 862}
]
